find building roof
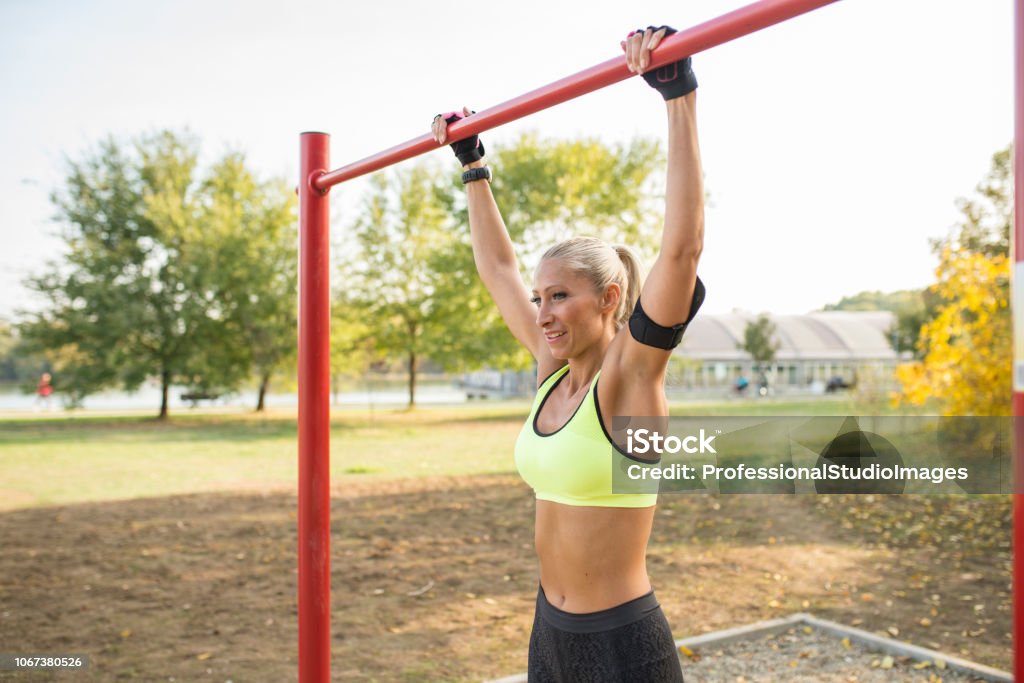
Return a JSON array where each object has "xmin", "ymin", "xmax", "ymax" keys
[{"xmin": 676, "ymin": 310, "xmax": 897, "ymax": 362}]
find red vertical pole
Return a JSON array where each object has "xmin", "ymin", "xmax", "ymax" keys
[
  {"xmin": 298, "ymin": 132, "xmax": 331, "ymax": 683},
  {"xmin": 1014, "ymin": 0, "xmax": 1024, "ymax": 678}
]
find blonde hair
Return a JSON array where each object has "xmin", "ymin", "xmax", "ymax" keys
[{"xmin": 538, "ymin": 237, "xmax": 644, "ymax": 331}]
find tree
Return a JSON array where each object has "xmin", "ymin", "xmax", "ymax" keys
[
  {"xmin": 19, "ymin": 131, "xmax": 292, "ymax": 417},
  {"xmin": 930, "ymin": 146, "xmax": 1011, "ymax": 259},
  {"xmin": 488, "ymin": 133, "xmax": 665, "ymax": 265},
  {"xmin": 198, "ymin": 154, "xmax": 298, "ymax": 411},
  {"xmin": 892, "ymin": 248, "xmax": 1009, "ymax": 416},
  {"xmin": 341, "ymin": 162, "xmax": 522, "ymax": 407},
  {"xmin": 329, "ymin": 297, "xmax": 379, "ymax": 405},
  {"xmin": 822, "ymin": 288, "xmax": 937, "ymax": 358},
  {"xmin": 893, "ymin": 145, "xmax": 1012, "ymax": 416},
  {"xmin": 738, "ymin": 314, "xmax": 780, "ymax": 380}
]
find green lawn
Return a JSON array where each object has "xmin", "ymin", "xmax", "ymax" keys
[{"xmin": 0, "ymin": 394, "xmax": 928, "ymax": 510}]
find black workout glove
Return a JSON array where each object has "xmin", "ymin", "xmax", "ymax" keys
[
  {"xmin": 637, "ymin": 26, "xmax": 698, "ymax": 100},
  {"xmin": 437, "ymin": 111, "xmax": 486, "ymax": 166}
]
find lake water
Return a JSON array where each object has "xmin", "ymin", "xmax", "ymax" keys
[{"xmin": 0, "ymin": 381, "xmax": 470, "ymax": 412}]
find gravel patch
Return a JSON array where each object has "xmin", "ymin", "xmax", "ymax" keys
[{"xmin": 679, "ymin": 625, "xmax": 998, "ymax": 682}]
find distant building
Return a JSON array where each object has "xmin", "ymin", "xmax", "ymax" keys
[
  {"xmin": 457, "ymin": 310, "xmax": 903, "ymax": 399},
  {"xmin": 672, "ymin": 310, "xmax": 901, "ymax": 394}
]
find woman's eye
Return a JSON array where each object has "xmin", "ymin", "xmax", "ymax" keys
[
  {"xmin": 552, "ymin": 292, "xmax": 566, "ymax": 300},
  {"xmin": 530, "ymin": 297, "xmax": 540, "ymax": 305}
]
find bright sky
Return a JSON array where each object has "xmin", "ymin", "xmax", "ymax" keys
[{"xmin": 0, "ymin": 0, "xmax": 1013, "ymax": 319}]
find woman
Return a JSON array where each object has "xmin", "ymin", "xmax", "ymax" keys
[{"xmin": 432, "ymin": 26, "xmax": 704, "ymax": 683}]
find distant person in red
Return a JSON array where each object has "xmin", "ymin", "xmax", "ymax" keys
[{"xmin": 35, "ymin": 372, "xmax": 54, "ymax": 411}]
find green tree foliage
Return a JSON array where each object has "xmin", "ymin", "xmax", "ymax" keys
[
  {"xmin": 328, "ymin": 297, "xmax": 379, "ymax": 404},
  {"xmin": 198, "ymin": 154, "xmax": 297, "ymax": 411},
  {"xmin": 822, "ymin": 289, "xmax": 937, "ymax": 358},
  {"xmin": 738, "ymin": 314, "xmax": 780, "ymax": 374},
  {"xmin": 19, "ymin": 131, "xmax": 295, "ymax": 417},
  {"xmin": 487, "ymin": 133, "xmax": 665, "ymax": 264},
  {"xmin": 931, "ymin": 145, "xmax": 1011, "ymax": 259},
  {"xmin": 0, "ymin": 319, "xmax": 46, "ymax": 385},
  {"xmin": 341, "ymin": 162, "xmax": 522, "ymax": 408}
]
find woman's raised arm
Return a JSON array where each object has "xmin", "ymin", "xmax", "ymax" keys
[
  {"xmin": 432, "ymin": 110, "xmax": 556, "ymax": 368},
  {"xmin": 609, "ymin": 27, "xmax": 705, "ymax": 381}
]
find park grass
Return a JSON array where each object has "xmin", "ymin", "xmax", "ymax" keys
[{"xmin": 0, "ymin": 394, "xmax": 926, "ymax": 511}]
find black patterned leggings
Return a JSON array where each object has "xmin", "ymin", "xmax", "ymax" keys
[{"xmin": 527, "ymin": 585, "xmax": 685, "ymax": 683}]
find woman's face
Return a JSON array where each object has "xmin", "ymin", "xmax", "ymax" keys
[{"xmin": 531, "ymin": 258, "xmax": 616, "ymax": 360}]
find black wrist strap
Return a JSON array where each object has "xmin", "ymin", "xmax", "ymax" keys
[
  {"xmin": 462, "ymin": 167, "xmax": 491, "ymax": 184},
  {"xmin": 628, "ymin": 276, "xmax": 705, "ymax": 349}
]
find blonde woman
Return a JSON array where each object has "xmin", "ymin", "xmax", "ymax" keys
[{"xmin": 433, "ymin": 26, "xmax": 704, "ymax": 682}]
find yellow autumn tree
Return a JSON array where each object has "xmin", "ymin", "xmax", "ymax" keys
[{"xmin": 892, "ymin": 246, "xmax": 1010, "ymax": 416}]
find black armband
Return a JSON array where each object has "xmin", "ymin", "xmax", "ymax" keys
[{"xmin": 628, "ymin": 276, "xmax": 705, "ymax": 349}]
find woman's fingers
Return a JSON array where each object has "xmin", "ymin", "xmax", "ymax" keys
[
  {"xmin": 623, "ymin": 26, "xmax": 669, "ymax": 73},
  {"xmin": 626, "ymin": 31, "xmax": 643, "ymax": 73},
  {"xmin": 646, "ymin": 27, "xmax": 666, "ymax": 52},
  {"xmin": 433, "ymin": 107, "xmax": 474, "ymax": 145},
  {"xmin": 432, "ymin": 115, "xmax": 445, "ymax": 144}
]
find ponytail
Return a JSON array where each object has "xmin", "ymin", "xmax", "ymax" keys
[{"xmin": 612, "ymin": 244, "xmax": 644, "ymax": 331}]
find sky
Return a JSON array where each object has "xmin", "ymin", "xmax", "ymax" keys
[{"xmin": 0, "ymin": 0, "xmax": 1014, "ymax": 319}]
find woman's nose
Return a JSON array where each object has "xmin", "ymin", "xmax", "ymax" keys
[{"xmin": 536, "ymin": 302, "xmax": 553, "ymax": 325}]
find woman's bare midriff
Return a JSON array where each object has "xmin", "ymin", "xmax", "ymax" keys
[{"xmin": 535, "ymin": 499, "xmax": 656, "ymax": 614}]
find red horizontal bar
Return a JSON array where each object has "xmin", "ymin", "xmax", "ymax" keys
[{"xmin": 316, "ymin": 0, "xmax": 839, "ymax": 191}]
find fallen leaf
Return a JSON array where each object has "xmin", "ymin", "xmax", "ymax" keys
[
  {"xmin": 919, "ymin": 617, "xmax": 932, "ymax": 627},
  {"xmin": 841, "ymin": 638, "xmax": 852, "ymax": 650},
  {"xmin": 912, "ymin": 661, "xmax": 932, "ymax": 670},
  {"xmin": 120, "ymin": 629, "xmax": 131, "ymax": 639},
  {"xmin": 880, "ymin": 655, "xmax": 894, "ymax": 669},
  {"xmin": 887, "ymin": 626, "xmax": 899, "ymax": 637},
  {"xmin": 406, "ymin": 581, "xmax": 434, "ymax": 597}
]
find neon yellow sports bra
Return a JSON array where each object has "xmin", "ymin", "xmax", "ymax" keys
[{"xmin": 514, "ymin": 364, "xmax": 659, "ymax": 508}]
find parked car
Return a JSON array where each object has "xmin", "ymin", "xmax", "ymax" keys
[{"xmin": 825, "ymin": 376, "xmax": 852, "ymax": 393}]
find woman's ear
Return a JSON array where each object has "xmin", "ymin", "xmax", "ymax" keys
[{"xmin": 602, "ymin": 282, "xmax": 622, "ymax": 314}]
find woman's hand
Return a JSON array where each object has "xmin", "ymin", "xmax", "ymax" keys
[
  {"xmin": 432, "ymin": 106, "xmax": 485, "ymax": 167},
  {"xmin": 621, "ymin": 26, "xmax": 697, "ymax": 100},
  {"xmin": 620, "ymin": 26, "xmax": 670, "ymax": 74}
]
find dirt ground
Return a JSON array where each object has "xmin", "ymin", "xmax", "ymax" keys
[{"xmin": 0, "ymin": 475, "xmax": 1011, "ymax": 682}]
